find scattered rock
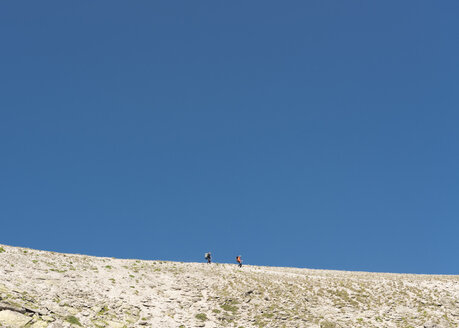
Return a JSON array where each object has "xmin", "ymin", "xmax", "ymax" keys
[{"xmin": 0, "ymin": 243, "xmax": 458, "ymax": 328}]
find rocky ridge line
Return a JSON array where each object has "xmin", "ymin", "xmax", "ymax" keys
[{"xmin": 0, "ymin": 244, "xmax": 458, "ymax": 328}]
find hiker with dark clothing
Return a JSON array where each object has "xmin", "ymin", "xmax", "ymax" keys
[
  {"xmin": 236, "ymin": 255, "xmax": 242, "ymax": 268},
  {"xmin": 205, "ymin": 252, "xmax": 212, "ymax": 264}
]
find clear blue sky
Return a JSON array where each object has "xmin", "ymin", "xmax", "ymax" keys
[{"xmin": 1, "ymin": 1, "xmax": 458, "ymax": 274}]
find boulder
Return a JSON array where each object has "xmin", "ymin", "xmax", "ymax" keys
[
  {"xmin": 0, "ymin": 309, "xmax": 33, "ymax": 327},
  {"xmin": 30, "ymin": 320, "xmax": 50, "ymax": 328},
  {"xmin": 106, "ymin": 320, "xmax": 125, "ymax": 328}
]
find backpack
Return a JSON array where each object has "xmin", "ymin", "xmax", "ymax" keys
[{"xmin": 205, "ymin": 253, "xmax": 210, "ymax": 259}]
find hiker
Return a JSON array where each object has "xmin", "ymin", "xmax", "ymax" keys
[
  {"xmin": 236, "ymin": 255, "xmax": 242, "ymax": 268},
  {"xmin": 205, "ymin": 252, "xmax": 212, "ymax": 264}
]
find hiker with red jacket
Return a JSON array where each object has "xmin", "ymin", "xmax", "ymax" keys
[{"xmin": 236, "ymin": 255, "xmax": 242, "ymax": 268}]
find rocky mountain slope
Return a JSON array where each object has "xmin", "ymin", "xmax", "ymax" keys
[{"xmin": 0, "ymin": 244, "xmax": 457, "ymax": 328}]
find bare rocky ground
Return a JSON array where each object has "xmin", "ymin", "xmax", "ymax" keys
[{"xmin": 0, "ymin": 244, "xmax": 457, "ymax": 328}]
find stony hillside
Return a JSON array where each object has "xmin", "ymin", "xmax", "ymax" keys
[{"xmin": 0, "ymin": 244, "xmax": 457, "ymax": 328}]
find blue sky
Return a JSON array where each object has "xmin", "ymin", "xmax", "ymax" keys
[{"xmin": 1, "ymin": 1, "xmax": 458, "ymax": 274}]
